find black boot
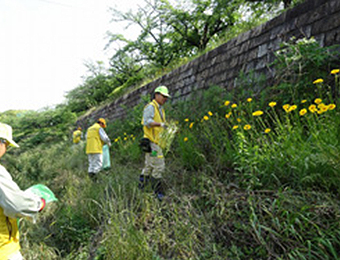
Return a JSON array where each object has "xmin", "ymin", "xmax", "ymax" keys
[
  {"xmin": 151, "ymin": 177, "xmax": 165, "ymax": 201},
  {"xmin": 138, "ymin": 175, "xmax": 150, "ymax": 191}
]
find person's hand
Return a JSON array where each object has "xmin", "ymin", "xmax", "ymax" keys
[{"xmin": 160, "ymin": 123, "xmax": 168, "ymax": 129}]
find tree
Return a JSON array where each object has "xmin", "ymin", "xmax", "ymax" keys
[
  {"xmin": 107, "ymin": 0, "xmax": 184, "ymax": 69},
  {"xmin": 158, "ymin": 0, "xmax": 243, "ymax": 52}
]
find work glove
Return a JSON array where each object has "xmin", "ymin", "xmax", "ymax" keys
[{"xmin": 160, "ymin": 123, "xmax": 168, "ymax": 129}]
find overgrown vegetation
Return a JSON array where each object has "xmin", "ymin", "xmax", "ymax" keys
[
  {"xmin": 62, "ymin": 0, "xmax": 304, "ymax": 116},
  {"xmin": 1, "ymin": 37, "xmax": 340, "ymax": 259}
]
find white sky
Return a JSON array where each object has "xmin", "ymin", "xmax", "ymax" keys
[{"xmin": 0, "ymin": 0, "xmax": 141, "ymax": 112}]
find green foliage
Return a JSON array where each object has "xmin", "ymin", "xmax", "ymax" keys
[
  {"xmin": 270, "ymin": 37, "xmax": 340, "ymax": 104},
  {"xmin": 2, "ymin": 36, "xmax": 340, "ymax": 259}
]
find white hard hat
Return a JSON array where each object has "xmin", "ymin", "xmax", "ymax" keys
[{"xmin": 0, "ymin": 123, "xmax": 19, "ymax": 147}]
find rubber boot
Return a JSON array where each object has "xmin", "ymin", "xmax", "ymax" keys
[
  {"xmin": 151, "ymin": 177, "xmax": 165, "ymax": 201},
  {"xmin": 138, "ymin": 175, "xmax": 150, "ymax": 191}
]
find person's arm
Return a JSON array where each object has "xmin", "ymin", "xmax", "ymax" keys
[
  {"xmin": 0, "ymin": 165, "xmax": 45, "ymax": 220},
  {"xmin": 143, "ymin": 104, "xmax": 165, "ymax": 127},
  {"xmin": 99, "ymin": 128, "xmax": 111, "ymax": 146}
]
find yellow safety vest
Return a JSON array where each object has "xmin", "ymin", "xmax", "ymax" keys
[
  {"xmin": 0, "ymin": 208, "xmax": 20, "ymax": 258},
  {"xmin": 86, "ymin": 123, "xmax": 104, "ymax": 154},
  {"xmin": 72, "ymin": 130, "xmax": 82, "ymax": 144},
  {"xmin": 141, "ymin": 100, "xmax": 166, "ymax": 148}
]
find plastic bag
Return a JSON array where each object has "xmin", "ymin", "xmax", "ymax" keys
[
  {"xmin": 102, "ymin": 144, "xmax": 111, "ymax": 170},
  {"xmin": 26, "ymin": 184, "xmax": 58, "ymax": 203}
]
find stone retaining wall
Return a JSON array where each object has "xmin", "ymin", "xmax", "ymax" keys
[{"xmin": 77, "ymin": 0, "xmax": 340, "ymax": 127}]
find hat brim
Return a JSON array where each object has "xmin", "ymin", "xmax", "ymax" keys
[
  {"xmin": 8, "ymin": 139, "xmax": 19, "ymax": 148},
  {"xmin": 157, "ymin": 92, "xmax": 171, "ymax": 98}
]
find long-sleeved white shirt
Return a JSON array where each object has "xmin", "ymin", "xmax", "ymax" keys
[{"xmin": 0, "ymin": 164, "xmax": 43, "ymax": 222}]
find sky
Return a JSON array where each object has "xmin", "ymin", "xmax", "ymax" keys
[{"xmin": 0, "ymin": 0, "xmax": 141, "ymax": 112}]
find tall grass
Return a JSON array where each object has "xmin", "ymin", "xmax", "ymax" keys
[{"xmin": 1, "ymin": 39, "xmax": 340, "ymax": 259}]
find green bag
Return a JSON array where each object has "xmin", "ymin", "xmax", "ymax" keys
[
  {"xmin": 26, "ymin": 184, "xmax": 58, "ymax": 203},
  {"xmin": 102, "ymin": 144, "xmax": 111, "ymax": 170}
]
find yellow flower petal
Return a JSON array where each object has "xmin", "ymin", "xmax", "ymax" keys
[
  {"xmin": 244, "ymin": 124, "xmax": 251, "ymax": 130},
  {"xmin": 299, "ymin": 109, "xmax": 307, "ymax": 116},
  {"xmin": 247, "ymin": 98, "xmax": 252, "ymax": 102},
  {"xmin": 224, "ymin": 100, "xmax": 230, "ymax": 106},
  {"xmin": 252, "ymin": 110, "xmax": 263, "ymax": 116},
  {"xmin": 184, "ymin": 137, "xmax": 188, "ymax": 142},
  {"xmin": 313, "ymin": 78, "xmax": 324, "ymax": 84},
  {"xmin": 264, "ymin": 128, "xmax": 271, "ymax": 133},
  {"xmin": 331, "ymin": 69, "xmax": 340, "ymax": 75},
  {"xmin": 283, "ymin": 104, "xmax": 290, "ymax": 112},
  {"xmin": 231, "ymin": 104, "xmax": 237, "ymax": 108},
  {"xmin": 314, "ymin": 98, "xmax": 322, "ymax": 104},
  {"xmin": 232, "ymin": 125, "xmax": 239, "ymax": 130},
  {"xmin": 328, "ymin": 104, "xmax": 336, "ymax": 110},
  {"xmin": 269, "ymin": 102, "xmax": 277, "ymax": 107}
]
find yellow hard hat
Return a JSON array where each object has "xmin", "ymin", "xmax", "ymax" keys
[
  {"xmin": 98, "ymin": 118, "xmax": 107, "ymax": 128},
  {"xmin": 0, "ymin": 123, "xmax": 19, "ymax": 147},
  {"xmin": 155, "ymin": 85, "xmax": 171, "ymax": 98}
]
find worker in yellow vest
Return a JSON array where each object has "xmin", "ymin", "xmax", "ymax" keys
[
  {"xmin": 139, "ymin": 86, "xmax": 170, "ymax": 201},
  {"xmin": 0, "ymin": 123, "xmax": 46, "ymax": 260},
  {"xmin": 72, "ymin": 127, "xmax": 82, "ymax": 144},
  {"xmin": 85, "ymin": 118, "xmax": 111, "ymax": 179}
]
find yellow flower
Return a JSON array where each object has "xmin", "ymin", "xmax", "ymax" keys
[
  {"xmin": 244, "ymin": 124, "xmax": 251, "ymax": 130},
  {"xmin": 114, "ymin": 138, "xmax": 119, "ymax": 142},
  {"xmin": 264, "ymin": 128, "xmax": 271, "ymax": 133},
  {"xmin": 130, "ymin": 134, "xmax": 134, "ymax": 137},
  {"xmin": 237, "ymin": 118, "xmax": 242, "ymax": 123},
  {"xmin": 309, "ymin": 104, "xmax": 317, "ymax": 113},
  {"xmin": 288, "ymin": 105, "xmax": 297, "ymax": 112},
  {"xmin": 331, "ymin": 69, "xmax": 340, "ymax": 75},
  {"xmin": 203, "ymin": 116, "xmax": 209, "ymax": 121},
  {"xmin": 184, "ymin": 137, "xmax": 188, "ymax": 142},
  {"xmin": 299, "ymin": 109, "xmax": 307, "ymax": 116},
  {"xmin": 313, "ymin": 78, "xmax": 324, "ymax": 84},
  {"xmin": 124, "ymin": 132, "xmax": 127, "ymax": 135},
  {"xmin": 232, "ymin": 125, "xmax": 239, "ymax": 130},
  {"xmin": 252, "ymin": 110, "xmax": 263, "ymax": 116},
  {"xmin": 314, "ymin": 98, "xmax": 322, "ymax": 104},
  {"xmin": 124, "ymin": 137, "xmax": 127, "ymax": 141},
  {"xmin": 175, "ymin": 121, "xmax": 179, "ymax": 124},
  {"xmin": 208, "ymin": 111, "xmax": 213, "ymax": 116},
  {"xmin": 189, "ymin": 122, "xmax": 194, "ymax": 128},
  {"xmin": 301, "ymin": 99, "xmax": 307, "ymax": 103},
  {"xmin": 231, "ymin": 104, "xmax": 237, "ymax": 108},
  {"xmin": 317, "ymin": 109, "xmax": 323, "ymax": 114},
  {"xmin": 317, "ymin": 103, "xmax": 326, "ymax": 109},
  {"xmin": 224, "ymin": 100, "xmax": 230, "ymax": 106},
  {"xmin": 328, "ymin": 104, "xmax": 336, "ymax": 110},
  {"xmin": 225, "ymin": 112, "xmax": 232, "ymax": 119},
  {"xmin": 319, "ymin": 104, "xmax": 328, "ymax": 112},
  {"xmin": 283, "ymin": 104, "xmax": 290, "ymax": 112},
  {"xmin": 184, "ymin": 118, "xmax": 189, "ymax": 122},
  {"xmin": 247, "ymin": 98, "xmax": 252, "ymax": 102},
  {"xmin": 269, "ymin": 102, "xmax": 277, "ymax": 107}
]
